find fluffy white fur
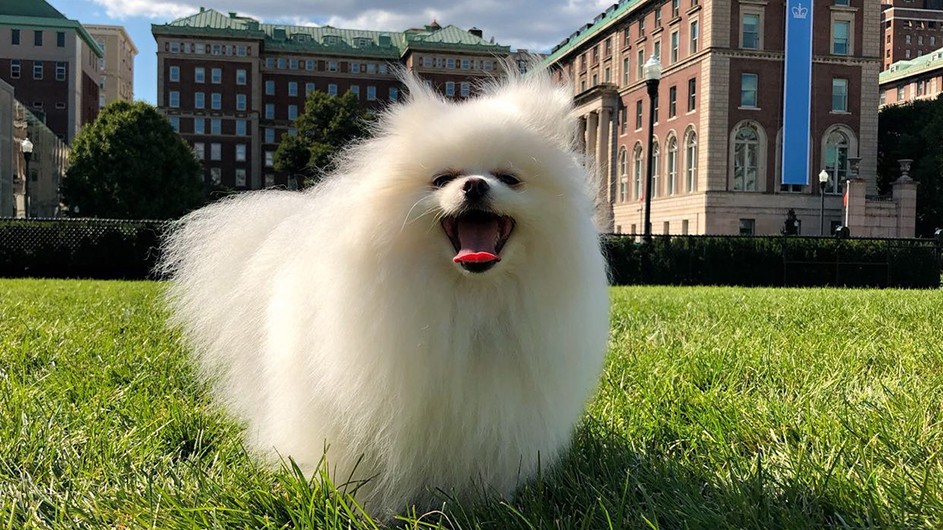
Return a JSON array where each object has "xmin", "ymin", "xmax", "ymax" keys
[{"xmin": 160, "ymin": 69, "xmax": 610, "ymax": 516}]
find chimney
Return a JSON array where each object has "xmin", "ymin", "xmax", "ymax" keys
[
  {"xmin": 229, "ymin": 12, "xmax": 237, "ymax": 18},
  {"xmin": 199, "ymin": 6, "xmax": 205, "ymax": 12},
  {"xmin": 469, "ymin": 27, "xmax": 483, "ymax": 38}
]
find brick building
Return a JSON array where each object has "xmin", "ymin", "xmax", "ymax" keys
[
  {"xmin": 152, "ymin": 9, "xmax": 509, "ymax": 190},
  {"xmin": 85, "ymin": 24, "xmax": 137, "ymax": 107},
  {"xmin": 879, "ymin": 47, "xmax": 943, "ymax": 105},
  {"xmin": 881, "ymin": 0, "xmax": 943, "ymax": 70},
  {"xmin": 0, "ymin": 0, "xmax": 102, "ymax": 144},
  {"xmin": 544, "ymin": 0, "xmax": 882, "ymax": 236}
]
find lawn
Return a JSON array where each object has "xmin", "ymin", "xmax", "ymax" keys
[{"xmin": 1, "ymin": 279, "xmax": 941, "ymax": 529}]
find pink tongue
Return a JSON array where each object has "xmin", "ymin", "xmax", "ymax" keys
[{"xmin": 452, "ymin": 217, "xmax": 501, "ymax": 264}]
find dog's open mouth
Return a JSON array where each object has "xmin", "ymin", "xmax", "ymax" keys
[{"xmin": 441, "ymin": 210, "xmax": 515, "ymax": 273}]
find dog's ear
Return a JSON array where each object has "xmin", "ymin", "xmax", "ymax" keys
[{"xmin": 487, "ymin": 63, "xmax": 577, "ymax": 151}]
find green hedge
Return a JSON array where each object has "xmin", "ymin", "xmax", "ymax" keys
[
  {"xmin": 0, "ymin": 218, "xmax": 167, "ymax": 280},
  {"xmin": 603, "ymin": 235, "xmax": 941, "ymax": 288}
]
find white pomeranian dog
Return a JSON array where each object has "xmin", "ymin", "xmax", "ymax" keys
[{"xmin": 160, "ymin": 68, "xmax": 610, "ymax": 517}]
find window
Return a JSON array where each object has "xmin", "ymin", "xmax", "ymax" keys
[
  {"xmin": 11, "ymin": 29, "xmax": 19, "ymax": 45},
  {"xmin": 832, "ymin": 20, "xmax": 851, "ymax": 55},
  {"xmin": 367, "ymin": 86, "xmax": 377, "ymax": 100},
  {"xmin": 633, "ymin": 144, "xmax": 644, "ymax": 200},
  {"xmin": 169, "ymin": 91, "xmax": 180, "ymax": 108},
  {"xmin": 235, "ymin": 168, "xmax": 247, "ymax": 187},
  {"xmin": 620, "ymin": 106, "xmax": 628, "ymax": 134},
  {"xmin": 236, "ymin": 144, "xmax": 246, "ymax": 162},
  {"xmin": 55, "ymin": 61, "xmax": 66, "ymax": 81},
  {"xmin": 169, "ymin": 116, "xmax": 180, "ymax": 132},
  {"xmin": 194, "ymin": 118, "xmax": 205, "ymax": 134},
  {"xmin": 669, "ymin": 86, "xmax": 677, "ymax": 118},
  {"xmin": 57, "ymin": 31, "xmax": 65, "ymax": 47},
  {"xmin": 288, "ymin": 82, "xmax": 298, "ymax": 96},
  {"xmin": 636, "ymin": 99, "xmax": 644, "ymax": 129},
  {"xmin": 483, "ymin": 59, "xmax": 494, "ymax": 71},
  {"xmin": 328, "ymin": 60, "xmax": 337, "ymax": 72},
  {"xmin": 639, "ymin": 17, "xmax": 646, "ymax": 36},
  {"xmin": 236, "ymin": 94, "xmax": 247, "ymax": 111},
  {"xmin": 389, "ymin": 87, "xmax": 398, "ymax": 101},
  {"xmin": 194, "ymin": 142, "xmax": 204, "ymax": 159},
  {"xmin": 328, "ymin": 84, "xmax": 337, "ymax": 96},
  {"xmin": 460, "ymin": 82, "xmax": 470, "ymax": 97},
  {"xmin": 824, "ymin": 130, "xmax": 849, "ymax": 193},
  {"xmin": 288, "ymin": 105, "xmax": 298, "ymax": 120},
  {"xmin": 688, "ymin": 78, "xmax": 697, "ymax": 111},
  {"xmin": 685, "ymin": 131, "xmax": 697, "ymax": 192},
  {"xmin": 739, "ymin": 219, "xmax": 755, "ymax": 236},
  {"xmin": 33, "ymin": 61, "xmax": 43, "ymax": 80},
  {"xmin": 265, "ymin": 151, "xmax": 274, "ymax": 167},
  {"xmin": 265, "ymin": 128, "xmax": 275, "ymax": 143},
  {"xmin": 210, "ymin": 167, "xmax": 221, "ymax": 185},
  {"xmin": 670, "ymin": 31, "xmax": 679, "ymax": 63},
  {"xmin": 289, "ymin": 58, "xmax": 299, "ymax": 70},
  {"xmin": 236, "ymin": 119, "xmax": 246, "ymax": 136},
  {"xmin": 170, "ymin": 66, "xmax": 180, "ymax": 82},
  {"xmin": 462, "ymin": 59, "xmax": 470, "ymax": 70},
  {"xmin": 445, "ymin": 82, "xmax": 455, "ymax": 97},
  {"xmin": 690, "ymin": 20, "xmax": 700, "ymax": 53},
  {"xmin": 655, "ymin": 7, "xmax": 663, "ymax": 27},
  {"xmin": 265, "ymin": 103, "xmax": 274, "ymax": 119},
  {"xmin": 622, "ymin": 57, "xmax": 630, "ymax": 84},
  {"xmin": 672, "ymin": 0, "xmax": 680, "ymax": 17},
  {"xmin": 832, "ymin": 78, "xmax": 848, "ymax": 112},
  {"xmin": 211, "ymin": 68, "xmax": 221, "ymax": 84},
  {"xmin": 447, "ymin": 58, "xmax": 456, "ymax": 69},
  {"xmin": 34, "ymin": 30, "xmax": 43, "ymax": 46},
  {"xmin": 637, "ymin": 49, "xmax": 644, "ymax": 80},
  {"xmin": 741, "ymin": 12, "xmax": 761, "ymax": 49},
  {"xmin": 210, "ymin": 143, "xmax": 221, "ymax": 160},
  {"xmin": 195, "ymin": 67, "xmax": 205, "ymax": 83},
  {"xmin": 10, "ymin": 59, "xmax": 19, "ymax": 79},
  {"xmin": 667, "ymin": 137, "xmax": 678, "ymax": 195},
  {"xmin": 194, "ymin": 92, "xmax": 205, "ymax": 109},
  {"xmin": 265, "ymin": 174, "xmax": 275, "ymax": 187},
  {"xmin": 210, "ymin": 118, "xmax": 221, "ymax": 135},
  {"xmin": 236, "ymin": 69, "xmax": 246, "ymax": 85},
  {"xmin": 619, "ymin": 148, "xmax": 628, "ymax": 201},
  {"xmin": 733, "ymin": 124, "xmax": 760, "ymax": 191},
  {"xmin": 740, "ymin": 73, "xmax": 758, "ymax": 108},
  {"xmin": 237, "ymin": 45, "xmax": 247, "ymax": 57},
  {"xmin": 306, "ymin": 59, "xmax": 315, "ymax": 71},
  {"xmin": 265, "ymin": 80, "xmax": 275, "ymax": 95},
  {"xmin": 653, "ymin": 41, "xmax": 662, "ymax": 61},
  {"xmin": 305, "ymin": 82, "xmax": 315, "ymax": 95},
  {"xmin": 651, "ymin": 142, "xmax": 660, "ymax": 197}
]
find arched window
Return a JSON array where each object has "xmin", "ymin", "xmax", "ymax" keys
[
  {"xmin": 685, "ymin": 130, "xmax": 697, "ymax": 192},
  {"xmin": 619, "ymin": 147, "xmax": 628, "ymax": 202},
  {"xmin": 733, "ymin": 124, "xmax": 759, "ymax": 191},
  {"xmin": 824, "ymin": 130, "xmax": 849, "ymax": 194},
  {"xmin": 666, "ymin": 136, "xmax": 678, "ymax": 196},
  {"xmin": 651, "ymin": 141, "xmax": 660, "ymax": 198},
  {"xmin": 633, "ymin": 144, "xmax": 643, "ymax": 200}
]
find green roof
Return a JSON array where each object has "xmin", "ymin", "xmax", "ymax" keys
[
  {"xmin": 541, "ymin": 0, "xmax": 645, "ymax": 67},
  {"xmin": 879, "ymin": 47, "xmax": 943, "ymax": 85},
  {"xmin": 152, "ymin": 8, "xmax": 509, "ymax": 57},
  {"xmin": 0, "ymin": 0, "xmax": 103, "ymax": 57}
]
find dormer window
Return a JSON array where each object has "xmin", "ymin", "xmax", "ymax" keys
[
  {"xmin": 353, "ymin": 37, "xmax": 372, "ymax": 47},
  {"xmin": 323, "ymin": 35, "xmax": 340, "ymax": 45}
]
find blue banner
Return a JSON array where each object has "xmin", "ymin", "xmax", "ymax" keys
[{"xmin": 782, "ymin": 0, "xmax": 813, "ymax": 186}]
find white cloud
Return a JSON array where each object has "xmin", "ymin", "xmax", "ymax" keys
[{"xmin": 94, "ymin": 0, "xmax": 611, "ymax": 52}]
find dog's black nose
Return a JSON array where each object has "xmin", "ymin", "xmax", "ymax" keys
[{"xmin": 463, "ymin": 178, "xmax": 489, "ymax": 202}]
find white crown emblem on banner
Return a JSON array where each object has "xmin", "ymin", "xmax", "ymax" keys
[{"xmin": 792, "ymin": 3, "xmax": 809, "ymax": 19}]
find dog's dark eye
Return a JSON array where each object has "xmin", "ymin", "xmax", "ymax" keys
[
  {"xmin": 495, "ymin": 173, "xmax": 521, "ymax": 187},
  {"xmin": 432, "ymin": 174, "xmax": 456, "ymax": 188}
]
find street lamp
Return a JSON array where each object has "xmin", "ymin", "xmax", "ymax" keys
[
  {"xmin": 21, "ymin": 137, "xmax": 33, "ymax": 219},
  {"xmin": 642, "ymin": 54, "xmax": 661, "ymax": 244},
  {"xmin": 818, "ymin": 169, "xmax": 829, "ymax": 236}
]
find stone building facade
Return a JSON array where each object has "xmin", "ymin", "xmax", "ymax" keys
[
  {"xmin": 881, "ymin": 0, "xmax": 943, "ymax": 70},
  {"xmin": 85, "ymin": 24, "xmax": 137, "ymax": 107},
  {"xmin": 544, "ymin": 0, "xmax": 884, "ymax": 236}
]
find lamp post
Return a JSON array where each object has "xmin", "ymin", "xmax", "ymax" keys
[
  {"xmin": 642, "ymin": 54, "xmax": 661, "ymax": 244},
  {"xmin": 818, "ymin": 169, "xmax": 829, "ymax": 236},
  {"xmin": 21, "ymin": 137, "xmax": 33, "ymax": 219}
]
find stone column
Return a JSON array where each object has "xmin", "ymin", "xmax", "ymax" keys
[
  {"xmin": 892, "ymin": 176, "xmax": 917, "ymax": 238},
  {"xmin": 586, "ymin": 111, "xmax": 598, "ymax": 165},
  {"xmin": 843, "ymin": 176, "xmax": 867, "ymax": 236},
  {"xmin": 596, "ymin": 107, "xmax": 614, "ymax": 232},
  {"xmin": 577, "ymin": 116, "xmax": 587, "ymax": 155}
]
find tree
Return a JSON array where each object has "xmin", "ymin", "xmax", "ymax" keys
[
  {"xmin": 274, "ymin": 90, "xmax": 371, "ymax": 188},
  {"xmin": 877, "ymin": 96, "xmax": 943, "ymax": 236},
  {"xmin": 61, "ymin": 101, "xmax": 204, "ymax": 219}
]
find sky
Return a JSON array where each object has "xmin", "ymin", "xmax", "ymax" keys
[{"xmin": 53, "ymin": 0, "xmax": 613, "ymax": 104}]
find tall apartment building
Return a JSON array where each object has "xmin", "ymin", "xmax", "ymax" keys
[
  {"xmin": 152, "ymin": 9, "xmax": 509, "ymax": 190},
  {"xmin": 0, "ymin": 0, "xmax": 102, "ymax": 144},
  {"xmin": 544, "ymin": 0, "xmax": 881, "ymax": 236},
  {"xmin": 85, "ymin": 24, "xmax": 137, "ymax": 107},
  {"xmin": 881, "ymin": 0, "xmax": 943, "ymax": 69},
  {"xmin": 879, "ymin": 47, "xmax": 943, "ymax": 105}
]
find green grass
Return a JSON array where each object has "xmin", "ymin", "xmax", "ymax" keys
[{"xmin": 1, "ymin": 279, "xmax": 942, "ymax": 528}]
